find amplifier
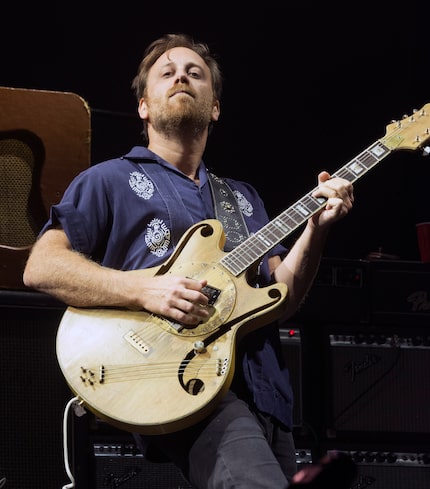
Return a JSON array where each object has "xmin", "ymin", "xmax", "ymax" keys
[
  {"xmin": 92, "ymin": 442, "xmax": 192, "ymax": 489},
  {"xmin": 0, "ymin": 86, "xmax": 90, "ymax": 289},
  {"xmin": 293, "ymin": 258, "xmax": 369, "ymax": 324},
  {"xmin": 280, "ymin": 327, "xmax": 303, "ymax": 427},
  {"xmin": 324, "ymin": 328, "xmax": 430, "ymax": 437},
  {"xmin": 369, "ymin": 259, "xmax": 430, "ymax": 325},
  {"xmin": 91, "ymin": 441, "xmax": 313, "ymax": 488},
  {"xmin": 327, "ymin": 448, "xmax": 430, "ymax": 489}
]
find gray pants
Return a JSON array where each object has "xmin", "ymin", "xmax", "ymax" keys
[{"xmin": 137, "ymin": 391, "xmax": 297, "ymax": 489}]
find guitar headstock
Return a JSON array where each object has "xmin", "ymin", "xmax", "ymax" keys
[{"xmin": 382, "ymin": 103, "xmax": 430, "ymax": 152}]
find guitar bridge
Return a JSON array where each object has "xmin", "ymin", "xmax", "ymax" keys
[{"xmin": 79, "ymin": 365, "xmax": 105, "ymax": 385}]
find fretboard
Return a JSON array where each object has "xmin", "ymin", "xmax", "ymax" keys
[{"xmin": 220, "ymin": 140, "xmax": 391, "ymax": 276}]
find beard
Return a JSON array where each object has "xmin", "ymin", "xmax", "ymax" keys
[{"xmin": 146, "ymin": 88, "xmax": 215, "ymax": 138}]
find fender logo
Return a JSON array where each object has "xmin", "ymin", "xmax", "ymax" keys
[
  {"xmin": 344, "ymin": 353, "xmax": 381, "ymax": 382},
  {"xmin": 407, "ymin": 290, "xmax": 430, "ymax": 312},
  {"xmin": 351, "ymin": 475, "xmax": 376, "ymax": 488}
]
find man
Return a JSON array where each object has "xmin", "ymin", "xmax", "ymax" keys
[{"xmin": 23, "ymin": 33, "xmax": 355, "ymax": 488}]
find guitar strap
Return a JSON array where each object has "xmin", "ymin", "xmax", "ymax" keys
[{"xmin": 207, "ymin": 171, "xmax": 250, "ymax": 251}]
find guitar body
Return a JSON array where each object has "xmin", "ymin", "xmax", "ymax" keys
[{"xmin": 56, "ymin": 219, "xmax": 288, "ymax": 434}]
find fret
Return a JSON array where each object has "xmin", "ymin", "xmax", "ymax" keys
[{"xmin": 223, "ymin": 250, "xmax": 250, "ymax": 274}]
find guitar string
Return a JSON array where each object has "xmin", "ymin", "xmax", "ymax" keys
[
  {"xmin": 83, "ymin": 361, "xmax": 223, "ymax": 384},
  {"xmin": 83, "ymin": 300, "xmax": 228, "ymax": 385}
]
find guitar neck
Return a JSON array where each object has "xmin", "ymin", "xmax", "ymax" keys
[{"xmin": 221, "ymin": 140, "xmax": 392, "ymax": 276}]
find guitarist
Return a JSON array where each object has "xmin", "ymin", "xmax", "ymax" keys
[{"xmin": 23, "ymin": 33, "xmax": 355, "ymax": 488}]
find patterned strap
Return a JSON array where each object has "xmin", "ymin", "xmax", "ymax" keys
[{"xmin": 207, "ymin": 172, "xmax": 250, "ymax": 251}]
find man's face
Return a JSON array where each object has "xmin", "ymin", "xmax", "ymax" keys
[{"xmin": 139, "ymin": 46, "xmax": 220, "ymax": 135}]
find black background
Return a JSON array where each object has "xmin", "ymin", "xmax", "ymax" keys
[
  {"xmin": 2, "ymin": 5, "xmax": 430, "ymax": 487},
  {"xmin": 2, "ymin": 2, "xmax": 430, "ymax": 261}
]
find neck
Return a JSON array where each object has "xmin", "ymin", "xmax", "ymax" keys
[{"xmin": 147, "ymin": 129, "xmax": 207, "ymax": 180}]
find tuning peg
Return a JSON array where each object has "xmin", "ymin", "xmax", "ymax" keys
[{"xmin": 422, "ymin": 146, "xmax": 430, "ymax": 156}]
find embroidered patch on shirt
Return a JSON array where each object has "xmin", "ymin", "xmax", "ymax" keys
[
  {"xmin": 129, "ymin": 171, "xmax": 154, "ymax": 199},
  {"xmin": 145, "ymin": 218, "xmax": 171, "ymax": 257},
  {"xmin": 233, "ymin": 190, "xmax": 253, "ymax": 217}
]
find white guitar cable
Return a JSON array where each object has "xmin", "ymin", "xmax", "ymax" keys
[{"xmin": 61, "ymin": 396, "xmax": 87, "ymax": 489}]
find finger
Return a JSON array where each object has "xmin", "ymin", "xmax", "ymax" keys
[
  {"xmin": 317, "ymin": 170, "xmax": 331, "ymax": 183},
  {"xmin": 176, "ymin": 297, "xmax": 210, "ymax": 318}
]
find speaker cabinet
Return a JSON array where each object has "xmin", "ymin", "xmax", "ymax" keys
[
  {"xmin": 0, "ymin": 291, "xmax": 72, "ymax": 489},
  {"xmin": 324, "ymin": 327, "xmax": 430, "ymax": 438},
  {"xmin": 326, "ymin": 447, "xmax": 430, "ymax": 489}
]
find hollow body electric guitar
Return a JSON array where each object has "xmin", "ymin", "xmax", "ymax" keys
[{"xmin": 57, "ymin": 104, "xmax": 430, "ymax": 435}]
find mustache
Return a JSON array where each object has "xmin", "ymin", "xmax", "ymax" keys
[{"xmin": 167, "ymin": 84, "xmax": 195, "ymax": 98}]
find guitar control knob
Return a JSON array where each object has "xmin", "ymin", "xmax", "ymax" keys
[{"xmin": 193, "ymin": 341, "xmax": 206, "ymax": 353}]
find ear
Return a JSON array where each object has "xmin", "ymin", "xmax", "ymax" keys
[
  {"xmin": 211, "ymin": 100, "xmax": 220, "ymax": 122},
  {"xmin": 138, "ymin": 98, "xmax": 148, "ymax": 120}
]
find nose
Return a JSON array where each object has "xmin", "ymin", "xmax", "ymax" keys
[{"xmin": 175, "ymin": 72, "xmax": 189, "ymax": 84}]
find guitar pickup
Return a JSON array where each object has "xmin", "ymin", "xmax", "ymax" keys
[
  {"xmin": 201, "ymin": 284, "xmax": 221, "ymax": 306},
  {"xmin": 164, "ymin": 282, "xmax": 221, "ymax": 332},
  {"xmin": 124, "ymin": 330, "xmax": 153, "ymax": 356},
  {"xmin": 185, "ymin": 278, "xmax": 221, "ymax": 306}
]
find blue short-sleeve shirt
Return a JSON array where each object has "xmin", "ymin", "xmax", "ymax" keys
[{"xmin": 41, "ymin": 146, "xmax": 294, "ymax": 429}]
